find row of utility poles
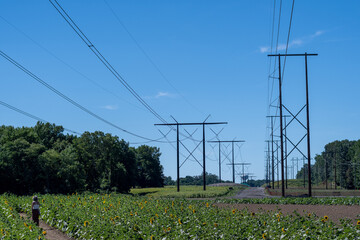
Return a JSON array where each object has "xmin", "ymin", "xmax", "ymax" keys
[
  {"xmin": 156, "ymin": 118, "xmax": 250, "ymax": 192},
  {"xmin": 265, "ymin": 52, "xmax": 317, "ymax": 197}
]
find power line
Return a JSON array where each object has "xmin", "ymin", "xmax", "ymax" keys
[
  {"xmin": 0, "ymin": 15, "xmax": 145, "ymax": 112},
  {"xmin": 281, "ymin": 0, "xmax": 295, "ymax": 83},
  {"xmin": 0, "ymin": 50, "xmax": 167, "ymax": 143},
  {"xmin": 103, "ymin": 0, "xmax": 203, "ymax": 115},
  {"xmin": 49, "ymin": 0, "xmax": 168, "ymax": 125},
  {"xmin": 0, "ymin": 100, "xmax": 81, "ymax": 135}
]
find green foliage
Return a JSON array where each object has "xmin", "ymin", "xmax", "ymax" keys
[
  {"xmin": 177, "ymin": 172, "xmax": 228, "ymax": 186},
  {"xmin": 5, "ymin": 193, "xmax": 360, "ymax": 239},
  {"xmin": 306, "ymin": 139, "xmax": 360, "ymax": 190},
  {"xmin": 134, "ymin": 145, "xmax": 164, "ymax": 188},
  {"xmin": 0, "ymin": 122, "xmax": 165, "ymax": 195},
  {"xmin": 247, "ymin": 179, "xmax": 267, "ymax": 187},
  {"xmin": 164, "ymin": 176, "xmax": 176, "ymax": 186}
]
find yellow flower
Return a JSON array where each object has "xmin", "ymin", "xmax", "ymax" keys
[
  {"xmin": 206, "ymin": 202, "xmax": 209, "ymax": 208},
  {"xmin": 24, "ymin": 223, "xmax": 28, "ymax": 227},
  {"xmin": 172, "ymin": 201, "xmax": 174, "ymax": 207},
  {"xmin": 214, "ymin": 223, "xmax": 218, "ymax": 227},
  {"xmin": 324, "ymin": 216, "xmax": 329, "ymax": 221},
  {"xmin": 264, "ymin": 221, "xmax": 266, "ymax": 226},
  {"xmin": 321, "ymin": 219, "xmax": 325, "ymax": 223},
  {"xmin": 203, "ymin": 222, "xmax": 206, "ymax": 225},
  {"xmin": 167, "ymin": 227, "xmax": 171, "ymax": 231},
  {"xmin": 84, "ymin": 221, "xmax": 89, "ymax": 227},
  {"xmin": 150, "ymin": 218, "xmax": 153, "ymax": 224},
  {"xmin": 262, "ymin": 233, "xmax": 266, "ymax": 239},
  {"xmin": 232, "ymin": 209, "xmax": 236, "ymax": 214},
  {"xmin": 178, "ymin": 219, "xmax": 182, "ymax": 225},
  {"xmin": 308, "ymin": 213, "xmax": 311, "ymax": 217},
  {"xmin": 42, "ymin": 231, "xmax": 46, "ymax": 235},
  {"xmin": 150, "ymin": 236, "xmax": 154, "ymax": 240},
  {"xmin": 357, "ymin": 220, "xmax": 360, "ymax": 225},
  {"xmin": 282, "ymin": 227, "xmax": 286, "ymax": 233},
  {"xmin": 251, "ymin": 212, "xmax": 255, "ymax": 217},
  {"xmin": 29, "ymin": 225, "xmax": 32, "ymax": 230},
  {"xmin": 164, "ymin": 208, "xmax": 167, "ymax": 213},
  {"xmin": 193, "ymin": 209, "xmax": 196, "ymax": 213}
]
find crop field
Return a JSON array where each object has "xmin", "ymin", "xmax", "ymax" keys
[
  {"xmin": 1, "ymin": 193, "xmax": 360, "ymax": 239},
  {"xmin": 0, "ymin": 196, "xmax": 46, "ymax": 239}
]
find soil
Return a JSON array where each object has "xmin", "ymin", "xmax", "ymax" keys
[
  {"xmin": 214, "ymin": 202, "xmax": 360, "ymax": 225},
  {"xmin": 19, "ymin": 213, "xmax": 73, "ymax": 240},
  {"xmin": 213, "ymin": 187, "xmax": 360, "ymax": 225}
]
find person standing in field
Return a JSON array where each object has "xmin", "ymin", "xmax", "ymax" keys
[{"xmin": 31, "ymin": 196, "xmax": 40, "ymax": 226}]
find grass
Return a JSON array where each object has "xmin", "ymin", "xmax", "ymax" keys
[{"xmin": 130, "ymin": 185, "xmax": 246, "ymax": 198}]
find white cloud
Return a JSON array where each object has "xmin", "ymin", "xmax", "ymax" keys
[
  {"xmin": 143, "ymin": 91, "xmax": 177, "ymax": 99},
  {"xmin": 102, "ymin": 105, "xmax": 118, "ymax": 110},
  {"xmin": 155, "ymin": 92, "xmax": 171, "ymax": 98},
  {"xmin": 311, "ymin": 30, "xmax": 325, "ymax": 38},
  {"xmin": 259, "ymin": 30, "xmax": 323, "ymax": 53},
  {"xmin": 155, "ymin": 91, "xmax": 177, "ymax": 99},
  {"xmin": 260, "ymin": 46, "xmax": 270, "ymax": 53}
]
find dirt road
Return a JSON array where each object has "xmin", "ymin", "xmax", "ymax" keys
[
  {"xmin": 232, "ymin": 187, "xmax": 274, "ymax": 199},
  {"xmin": 20, "ymin": 213, "xmax": 72, "ymax": 240}
]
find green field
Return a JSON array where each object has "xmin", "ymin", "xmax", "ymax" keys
[
  {"xmin": 130, "ymin": 185, "xmax": 245, "ymax": 198},
  {"xmin": 1, "ymin": 192, "xmax": 360, "ymax": 239}
]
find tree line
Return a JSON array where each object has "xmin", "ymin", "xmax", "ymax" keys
[
  {"xmin": 0, "ymin": 122, "xmax": 165, "ymax": 195},
  {"xmin": 164, "ymin": 173, "xmax": 233, "ymax": 186},
  {"xmin": 296, "ymin": 139, "xmax": 360, "ymax": 189}
]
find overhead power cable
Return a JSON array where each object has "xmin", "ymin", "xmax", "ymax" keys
[
  {"xmin": 103, "ymin": 0, "xmax": 203, "ymax": 115},
  {"xmin": 0, "ymin": 50, "xmax": 168, "ymax": 143},
  {"xmin": 0, "ymin": 100, "xmax": 81, "ymax": 135},
  {"xmin": 49, "ymin": 0, "xmax": 168, "ymax": 125},
  {"xmin": 0, "ymin": 15, "xmax": 145, "ymax": 112},
  {"xmin": 281, "ymin": 0, "xmax": 295, "ymax": 83}
]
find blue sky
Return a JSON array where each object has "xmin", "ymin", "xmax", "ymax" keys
[{"xmin": 1, "ymin": 1, "xmax": 360, "ymax": 182}]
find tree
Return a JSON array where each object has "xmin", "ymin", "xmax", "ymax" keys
[
  {"xmin": 135, "ymin": 145, "xmax": 164, "ymax": 188},
  {"xmin": 164, "ymin": 176, "xmax": 175, "ymax": 185}
]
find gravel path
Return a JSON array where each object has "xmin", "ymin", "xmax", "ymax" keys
[
  {"xmin": 20, "ymin": 213, "xmax": 73, "ymax": 240},
  {"xmin": 232, "ymin": 187, "xmax": 274, "ymax": 199}
]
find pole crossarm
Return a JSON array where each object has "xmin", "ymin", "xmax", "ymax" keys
[
  {"xmin": 227, "ymin": 163, "xmax": 251, "ymax": 166},
  {"xmin": 155, "ymin": 120, "xmax": 227, "ymax": 192},
  {"xmin": 267, "ymin": 53, "xmax": 318, "ymax": 57},
  {"xmin": 155, "ymin": 122, "xmax": 228, "ymax": 126}
]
